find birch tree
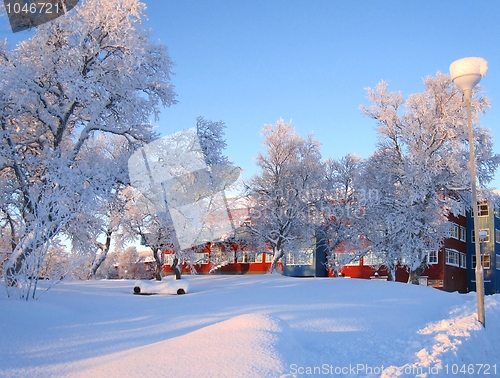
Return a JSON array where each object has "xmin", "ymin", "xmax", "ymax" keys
[
  {"xmin": 116, "ymin": 186, "xmax": 177, "ymax": 281},
  {"xmin": 361, "ymin": 73, "xmax": 499, "ymax": 284},
  {"xmin": 316, "ymin": 154, "xmax": 368, "ymax": 276},
  {"xmin": 0, "ymin": 0, "xmax": 176, "ymax": 297},
  {"xmin": 248, "ymin": 119, "xmax": 324, "ymax": 272}
]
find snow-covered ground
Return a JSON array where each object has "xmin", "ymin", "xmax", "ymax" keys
[{"xmin": 0, "ymin": 275, "xmax": 499, "ymax": 378}]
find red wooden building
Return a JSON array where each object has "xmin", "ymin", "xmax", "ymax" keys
[
  {"xmin": 161, "ymin": 242, "xmax": 282, "ymax": 275},
  {"xmin": 160, "ymin": 203, "xmax": 283, "ymax": 275},
  {"xmin": 335, "ymin": 213, "xmax": 468, "ymax": 292}
]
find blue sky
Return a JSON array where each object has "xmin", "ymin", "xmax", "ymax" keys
[
  {"xmin": 146, "ymin": 0, "xmax": 500, "ymax": 187},
  {"xmin": 2, "ymin": 1, "xmax": 500, "ymax": 187}
]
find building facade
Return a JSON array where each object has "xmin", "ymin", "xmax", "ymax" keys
[
  {"xmin": 282, "ymin": 213, "xmax": 470, "ymax": 293},
  {"xmin": 466, "ymin": 203, "xmax": 500, "ymax": 294}
]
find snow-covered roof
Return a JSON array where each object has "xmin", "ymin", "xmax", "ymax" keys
[{"xmin": 136, "ymin": 255, "xmax": 155, "ymax": 263}]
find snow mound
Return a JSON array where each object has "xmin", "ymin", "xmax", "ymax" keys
[
  {"xmin": 66, "ymin": 313, "xmax": 287, "ymax": 378},
  {"xmin": 133, "ymin": 279, "xmax": 189, "ymax": 295}
]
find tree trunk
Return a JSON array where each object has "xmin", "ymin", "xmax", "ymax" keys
[
  {"xmin": 269, "ymin": 248, "xmax": 284, "ymax": 273},
  {"xmin": 4, "ymin": 232, "xmax": 52, "ymax": 287},
  {"xmin": 4, "ymin": 202, "xmax": 60, "ymax": 288},
  {"xmin": 171, "ymin": 256, "xmax": 181, "ymax": 280},
  {"xmin": 408, "ymin": 261, "xmax": 427, "ymax": 285},
  {"xmin": 4, "ymin": 249, "xmax": 27, "ymax": 287},
  {"xmin": 152, "ymin": 247, "xmax": 162, "ymax": 281},
  {"xmin": 88, "ymin": 230, "xmax": 112, "ymax": 280},
  {"xmin": 387, "ymin": 267, "xmax": 396, "ymax": 281}
]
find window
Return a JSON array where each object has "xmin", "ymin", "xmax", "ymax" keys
[
  {"xmin": 445, "ymin": 249, "xmax": 466, "ymax": 269},
  {"xmin": 472, "ymin": 255, "xmax": 491, "ymax": 269},
  {"xmin": 471, "ymin": 229, "xmax": 490, "ymax": 243},
  {"xmin": 445, "ymin": 249, "xmax": 459, "ymax": 267},
  {"xmin": 286, "ymin": 249, "xmax": 314, "ymax": 266},
  {"xmin": 496, "ymin": 229, "xmax": 500, "ymax": 244},
  {"xmin": 363, "ymin": 251, "xmax": 386, "ymax": 266},
  {"xmin": 460, "ymin": 253, "xmax": 467, "ymax": 268},
  {"xmin": 484, "ymin": 255, "xmax": 491, "ymax": 269},
  {"xmin": 163, "ymin": 254, "xmax": 174, "ymax": 266},
  {"xmin": 478, "ymin": 204, "xmax": 489, "ymax": 217},
  {"xmin": 449, "ymin": 223, "xmax": 460, "ymax": 239},
  {"xmin": 211, "ymin": 247, "xmax": 234, "ymax": 265},
  {"xmin": 336, "ymin": 252, "xmax": 360, "ymax": 266},
  {"xmin": 164, "ymin": 254, "xmax": 186, "ymax": 266},
  {"xmin": 238, "ymin": 252, "xmax": 257, "ymax": 263},
  {"xmin": 192, "ymin": 253, "xmax": 208, "ymax": 264},
  {"xmin": 496, "ymin": 255, "xmax": 500, "ymax": 270},
  {"xmin": 263, "ymin": 252, "xmax": 273, "ymax": 263},
  {"xmin": 459, "ymin": 226, "xmax": 467, "ymax": 242},
  {"xmin": 238, "ymin": 253, "xmax": 264, "ymax": 263},
  {"xmin": 426, "ymin": 250, "xmax": 438, "ymax": 264},
  {"xmin": 448, "ymin": 223, "xmax": 467, "ymax": 242}
]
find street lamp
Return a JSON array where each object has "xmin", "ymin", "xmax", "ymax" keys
[{"xmin": 450, "ymin": 57, "xmax": 488, "ymax": 327}]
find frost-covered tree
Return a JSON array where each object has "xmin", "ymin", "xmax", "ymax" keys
[
  {"xmin": 0, "ymin": 0, "xmax": 176, "ymax": 297},
  {"xmin": 248, "ymin": 119, "xmax": 324, "ymax": 272},
  {"xmin": 360, "ymin": 73, "xmax": 499, "ymax": 284},
  {"xmin": 62, "ymin": 134, "xmax": 132, "ymax": 280},
  {"xmin": 360, "ymin": 148, "xmax": 409, "ymax": 281},
  {"xmin": 118, "ymin": 246, "xmax": 139, "ymax": 279},
  {"xmin": 39, "ymin": 242, "xmax": 72, "ymax": 281},
  {"xmin": 116, "ymin": 186, "xmax": 178, "ymax": 281},
  {"xmin": 316, "ymin": 154, "xmax": 368, "ymax": 276},
  {"xmin": 196, "ymin": 115, "xmax": 239, "ymax": 235},
  {"xmin": 98, "ymin": 251, "xmax": 119, "ymax": 279},
  {"xmin": 196, "ymin": 116, "xmax": 230, "ymax": 166}
]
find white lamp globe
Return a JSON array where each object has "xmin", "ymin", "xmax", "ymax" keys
[{"xmin": 449, "ymin": 57, "xmax": 488, "ymax": 91}]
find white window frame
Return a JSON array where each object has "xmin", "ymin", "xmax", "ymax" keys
[
  {"xmin": 478, "ymin": 204, "xmax": 489, "ymax": 217},
  {"xmin": 460, "ymin": 253, "xmax": 467, "ymax": 268},
  {"xmin": 445, "ymin": 249, "xmax": 459, "ymax": 267},
  {"xmin": 263, "ymin": 252, "xmax": 273, "ymax": 263},
  {"xmin": 286, "ymin": 249, "xmax": 314, "ymax": 266},
  {"xmin": 471, "ymin": 229, "xmax": 490, "ymax": 243},
  {"xmin": 496, "ymin": 229, "xmax": 500, "ymax": 244},
  {"xmin": 427, "ymin": 250, "xmax": 438, "ymax": 265},
  {"xmin": 164, "ymin": 254, "xmax": 174, "ymax": 266},
  {"xmin": 336, "ymin": 252, "xmax": 360, "ymax": 267},
  {"xmin": 363, "ymin": 251, "xmax": 386, "ymax": 266},
  {"xmin": 192, "ymin": 252, "xmax": 208, "ymax": 265},
  {"xmin": 211, "ymin": 246, "xmax": 235, "ymax": 265},
  {"xmin": 472, "ymin": 255, "xmax": 491, "ymax": 269},
  {"xmin": 449, "ymin": 223, "xmax": 459, "ymax": 239},
  {"xmin": 459, "ymin": 226, "xmax": 467, "ymax": 242},
  {"xmin": 237, "ymin": 252, "xmax": 266, "ymax": 264},
  {"xmin": 496, "ymin": 254, "xmax": 500, "ymax": 270}
]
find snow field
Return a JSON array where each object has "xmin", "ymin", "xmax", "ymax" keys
[{"xmin": 0, "ymin": 275, "xmax": 498, "ymax": 378}]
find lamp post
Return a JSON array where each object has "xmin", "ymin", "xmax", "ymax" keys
[{"xmin": 450, "ymin": 57, "xmax": 488, "ymax": 327}]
